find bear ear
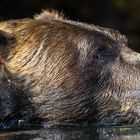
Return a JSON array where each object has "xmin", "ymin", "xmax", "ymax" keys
[{"xmin": 34, "ymin": 10, "xmax": 64, "ymax": 21}]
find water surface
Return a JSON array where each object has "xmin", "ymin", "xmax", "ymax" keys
[{"xmin": 0, "ymin": 124, "xmax": 140, "ymax": 140}]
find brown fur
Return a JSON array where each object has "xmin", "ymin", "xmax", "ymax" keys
[{"xmin": 0, "ymin": 10, "xmax": 140, "ymax": 127}]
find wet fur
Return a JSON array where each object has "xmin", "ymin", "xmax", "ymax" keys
[{"xmin": 0, "ymin": 10, "xmax": 140, "ymax": 128}]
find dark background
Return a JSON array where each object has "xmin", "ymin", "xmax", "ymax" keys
[{"xmin": 0, "ymin": 0, "xmax": 139, "ymax": 51}]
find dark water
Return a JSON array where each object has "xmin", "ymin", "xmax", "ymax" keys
[{"xmin": 0, "ymin": 124, "xmax": 140, "ymax": 140}]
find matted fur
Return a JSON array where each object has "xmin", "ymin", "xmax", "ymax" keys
[{"xmin": 0, "ymin": 10, "xmax": 139, "ymax": 127}]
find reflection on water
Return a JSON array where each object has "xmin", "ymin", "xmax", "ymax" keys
[{"xmin": 0, "ymin": 124, "xmax": 140, "ymax": 140}]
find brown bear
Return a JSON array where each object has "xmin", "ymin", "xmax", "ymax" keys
[{"xmin": 0, "ymin": 10, "xmax": 140, "ymax": 128}]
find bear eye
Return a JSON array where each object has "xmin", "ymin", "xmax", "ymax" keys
[
  {"xmin": 97, "ymin": 45, "xmax": 106, "ymax": 53},
  {"xmin": 94, "ymin": 44, "xmax": 114, "ymax": 60},
  {"xmin": 97, "ymin": 44, "xmax": 112, "ymax": 53}
]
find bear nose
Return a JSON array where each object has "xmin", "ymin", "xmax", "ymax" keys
[{"xmin": 121, "ymin": 47, "xmax": 140, "ymax": 65}]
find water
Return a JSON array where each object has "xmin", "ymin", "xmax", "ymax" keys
[{"xmin": 0, "ymin": 124, "xmax": 140, "ymax": 140}]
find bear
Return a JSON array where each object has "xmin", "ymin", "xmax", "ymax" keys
[{"xmin": 0, "ymin": 10, "xmax": 140, "ymax": 128}]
